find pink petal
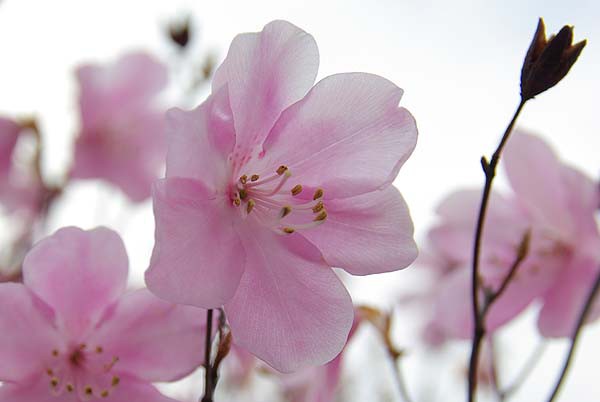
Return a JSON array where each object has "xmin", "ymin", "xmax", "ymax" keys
[
  {"xmin": 77, "ymin": 52, "xmax": 167, "ymax": 128},
  {"xmin": 225, "ymin": 225, "xmax": 353, "ymax": 373},
  {"xmin": 212, "ymin": 20, "xmax": 319, "ymax": 169},
  {"xmin": 103, "ymin": 378, "xmax": 180, "ymax": 402},
  {"xmin": 300, "ymin": 186, "xmax": 417, "ymax": 275},
  {"xmin": 561, "ymin": 166, "xmax": 600, "ymax": 243},
  {"xmin": 0, "ymin": 117, "xmax": 20, "ymax": 179},
  {"xmin": 165, "ymin": 87, "xmax": 235, "ymax": 190},
  {"xmin": 89, "ymin": 289, "xmax": 205, "ymax": 382},
  {"xmin": 0, "ymin": 284, "xmax": 61, "ymax": 383},
  {"xmin": 503, "ymin": 132, "xmax": 572, "ymax": 235},
  {"xmin": 0, "ymin": 377, "xmax": 78, "ymax": 402},
  {"xmin": 254, "ymin": 73, "xmax": 417, "ymax": 199},
  {"xmin": 22, "ymin": 227, "xmax": 128, "ymax": 339},
  {"xmin": 537, "ymin": 258, "xmax": 600, "ymax": 337},
  {"xmin": 146, "ymin": 178, "xmax": 245, "ymax": 308}
]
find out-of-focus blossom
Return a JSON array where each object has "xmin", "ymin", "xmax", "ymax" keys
[
  {"xmin": 0, "ymin": 117, "xmax": 20, "ymax": 181},
  {"xmin": 421, "ymin": 132, "xmax": 600, "ymax": 342},
  {"xmin": 146, "ymin": 20, "xmax": 418, "ymax": 372},
  {"xmin": 0, "ymin": 227, "xmax": 206, "ymax": 401},
  {"xmin": 71, "ymin": 52, "xmax": 168, "ymax": 202}
]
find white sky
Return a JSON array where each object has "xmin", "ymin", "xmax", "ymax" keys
[{"xmin": 0, "ymin": 0, "xmax": 599, "ymax": 401}]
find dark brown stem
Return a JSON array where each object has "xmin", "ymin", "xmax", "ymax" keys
[
  {"xmin": 546, "ymin": 271, "xmax": 600, "ymax": 402},
  {"xmin": 468, "ymin": 99, "xmax": 527, "ymax": 402},
  {"xmin": 391, "ymin": 355, "xmax": 414, "ymax": 402},
  {"xmin": 201, "ymin": 309, "xmax": 214, "ymax": 402}
]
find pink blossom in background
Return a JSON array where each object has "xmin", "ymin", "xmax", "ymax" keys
[
  {"xmin": 0, "ymin": 227, "xmax": 207, "ymax": 401},
  {"xmin": 71, "ymin": 52, "xmax": 168, "ymax": 202},
  {"xmin": 146, "ymin": 20, "xmax": 418, "ymax": 372},
  {"xmin": 421, "ymin": 132, "xmax": 600, "ymax": 342}
]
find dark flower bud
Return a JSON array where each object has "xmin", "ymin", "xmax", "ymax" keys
[
  {"xmin": 168, "ymin": 17, "xmax": 191, "ymax": 49},
  {"xmin": 520, "ymin": 18, "xmax": 586, "ymax": 100}
]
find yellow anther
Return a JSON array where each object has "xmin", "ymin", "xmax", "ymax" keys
[
  {"xmin": 233, "ymin": 198, "xmax": 241, "ymax": 206},
  {"xmin": 101, "ymin": 390, "xmax": 110, "ymax": 398},
  {"xmin": 66, "ymin": 384, "xmax": 74, "ymax": 393},
  {"xmin": 313, "ymin": 188, "xmax": 324, "ymax": 200},
  {"xmin": 246, "ymin": 199, "xmax": 256, "ymax": 214},
  {"xmin": 314, "ymin": 210, "xmax": 328, "ymax": 222},
  {"xmin": 46, "ymin": 368, "xmax": 54, "ymax": 376},
  {"xmin": 239, "ymin": 175, "xmax": 248, "ymax": 184},
  {"xmin": 291, "ymin": 184, "xmax": 303, "ymax": 196},
  {"xmin": 282, "ymin": 227, "xmax": 295, "ymax": 234},
  {"xmin": 96, "ymin": 346, "xmax": 103, "ymax": 353},
  {"xmin": 312, "ymin": 201, "xmax": 324, "ymax": 213},
  {"xmin": 239, "ymin": 189, "xmax": 248, "ymax": 200},
  {"xmin": 280, "ymin": 206, "xmax": 292, "ymax": 218},
  {"xmin": 276, "ymin": 165, "xmax": 288, "ymax": 175},
  {"xmin": 250, "ymin": 174, "xmax": 260, "ymax": 182},
  {"xmin": 112, "ymin": 376, "xmax": 120, "ymax": 387},
  {"xmin": 85, "ymin": 386, "xmax": 93, "ymax": 395},
  {"xmin": 50, "ymin": 377, "xmax": 59, "ymax": 387}
]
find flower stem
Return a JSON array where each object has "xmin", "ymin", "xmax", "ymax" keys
[
  {"xmin": 468, "ymin": 99, "xmax": 527, "ymax": 402},
  {"xmin": 545, "ymin": 271, "xmax": 600, "ymax": 402},
  {"xmin": 201, "ymin": 309, "xmax": 214, "ymax": 402}
]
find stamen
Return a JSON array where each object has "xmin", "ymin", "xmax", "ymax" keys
[
  {"xmin": 291, "ymin": 184, "xmax": 303, "ymax": 196},
  {"xmin": 239, "ymin": 175, "xmax": 248, "ymax": 184},
  {"xmin": 250, "ymin": 174, "xmax": 260, "ymax": 182},
  {"xmin": 95, "ymin": 346, "xmax": 103, "ymax": 354},
  {"xmin": 101, "ymin": 390, "xmax": 110, "ymax": 398},
  {"xmin": 111, "ymin": 376, "xmax": 120, "ymax": 387},
  {"xmin": 276, "ymin": 165, "xmax": 288, "ymax": 175},
  {"xmin": 246, "ymin": 199, "xmax": 256, "ymax": 214},
  {"xmin": 312, "ymin": 201, "xmax": 324, "ymax": 213},
  {"xmin": 233, "ymin": 198, "xmax": 241, "ymax": 206},
  {"xmin": 282, "ymin": 227, "xmax": 295, "ymax": 234},
  {"xmin": 84, "ymin": 386, "xmax": 93, "ymax": 396},
  {"xmin": 314, "ymin": 211, "xmax": 328, "ymax": 222},
  {"xmin": 239, "ymin": 189, "xmax": 248, "ymax": 200},
  {"xmin": 46, "ymin": 368, "xmax": 54, "ymax": 376},
  {"xmin": 279, "ymin": 206, "xmax": 292, "ymax": 218},
  {"xmin": 66, "ymin": 384, "xmax": 75, "ymax": 393},
  {"xmin": 313, "ymin": 188, "xmax": 324, "ymax": 200},
  {"xmin": 52, "ymin": 349, "xmax": 59, "ymax": 357},
  {"xmin": 50, "ymin": 377, "xmax": 60, "ymax": 388}
]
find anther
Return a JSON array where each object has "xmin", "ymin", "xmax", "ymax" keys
[
  {"xmin": 233, "ymin": 198, "xmax": 241, "ymax": 206},
  {"xmin": 111, "ymin": 376, "xmax": 120, "ymax": 387},
  {"xmin": 314, "ymin": 211, "xmax": 328, "ymax": 222},
  {"xmin": 282, "ymin": 227, "xmax": 295, "ymax": 234},
  {"xmin": 96, "ymin": 346, "xmax": 103, "ymax": 354},
  {"xmin": 313, "ymin": 188, "xmax": 324, "ymax": 200},
  {"xmin": 250, "ymin": 174, "xmax": 260, "ymax": 182},
  {"xmin": 50, "ymin": 377, "xmax": 59, "ymax": 388},
  {"xmin": 239, "ymin": 175, "xmax": 248, "ymax": 184},
  {"xmin": 291, "ymin": 184, "xmax": 303, "ymax": 196},
  {"xmin": 239, "ymin": 189, "xmax": 248, "ymax": 200},
  {"xmin": 276, "ymin": 165, "xmax": 288, "ymax": 175},
  {"xmin": 66, "ymin": 384, "xmax": 74, "ymax": 393},
  {"xmin": 85, "ymin": 386, "xmax": 93, "ymax": 395},
  {"xmin": 312, "ymin": 201, "xmax": 324, "ymax": 213},
  {"xmin": 46, "ymin": 368, "xmax": 54, "ymax": 376},
  {"xmin": 279, "ymin": 206, "xmax": 292, "ymax": 218},
  {"xmin": 52, "ymin": 349, "xmax": 59, "ymax": 357},
  {"xmin": 79, "ymin": 343, "xmax": 87, "ymax": 350},
  {"xmin": 246, "ymin": 199, "xmax": 256, "ymax": 214},
  {"xmin": 101, "ymin": 390, "xmax": 110, "ymax": 398}
]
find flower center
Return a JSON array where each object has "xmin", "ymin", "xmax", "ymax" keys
[
  {"xmin": 231, "ymin": 165, "xmax": 327, "ymax": 234},
  {"xmin": 45, "ymin": 343, "xmax": 121, "ymax": 400}
]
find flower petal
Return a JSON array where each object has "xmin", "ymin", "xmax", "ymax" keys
[
  {"xmin": 146, "ymin": 178, "xmax": 245, "ymax": 308},
  {"xmin": 537, "ymin": 258, "xmax": 600, "ymax": 337},
  {"xmin": 255, "ymin": 73, "xmax": 417, "ymax": 199},
  {"xmin": 225, "ymin": 225, "xmax": 353, "ymax": 372},
  {"xmin": 300, "ymin": 186, "xmax": 417, "ymax": 275},
  {"xmin": 503, "ymin": 132, "xmax": 572, "ymax": 236},
  {"xmin": 165, "ymin": 87, "xmax": 235, "ymax": 190},
  {"xmin": 0, "ymin": 377, "xmax": 78, "ymax": 402},
  {"xmin": 89, "ymin": 289, "xmax": 205, "ymax": 382},
  {"xmin": 22, "ymin": 227, "xmax": 128, "ymax": 339},
  {"xmin": 212, "ymin": 20, "xmax": 319, "ymax": 169},
  {"xmin": 0, "ymin": 284, "xmax": 60, "ymax": 382}
]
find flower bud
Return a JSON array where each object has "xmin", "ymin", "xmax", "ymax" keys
[
  {"xmin": 520, "ymin": 18, "xmax": 586, "ymax": 100},
  {"xmin": 168, "ymin": 17, "xmax": 191, "ymax": 49}
]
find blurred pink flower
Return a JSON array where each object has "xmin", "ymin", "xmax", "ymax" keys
[
  {"xmin": 146, "ymin": 20, "xmax": 418, "ymax": 372},
  {"xmin": 423, "ymin": 132, "xmax": 600, "ymax": 341},
  {"xmin": 71, "ymin": 52, "xmax": 168, "ymax": 202},
  {"xmin": 0, "ymin": 227, "xmax": 206, "ymax": 401}
]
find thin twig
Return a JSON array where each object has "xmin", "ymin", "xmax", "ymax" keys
[
  {"xmin": 391, "ymin": 356, "xmax": 414, "ymax": 402},
  {"xmin": 201, "ymin": 309, "xmax": 214, "ymax": 402},
  {"xmin": 468, "ymin": 99, "xmax": 527, "ymax": 402},
  {"xmin": 545, "ymin": 271, "xmax": 600, "ymax": 402}
]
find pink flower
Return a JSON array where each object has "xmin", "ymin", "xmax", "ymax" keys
[
  {"xmin": 423, "ymin": 132, "xmax": 600, "ymax": 340},
  {"xmin": 0, "ymin": 227, "xmax": 207, "ymax": 401},
  {"xmin": 145, "ymin": 20, "xmax": 418, "ymax": 372},
  {"xmin": 71, "ymin": 52, "xmax": 168, "ymax": 202}
]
